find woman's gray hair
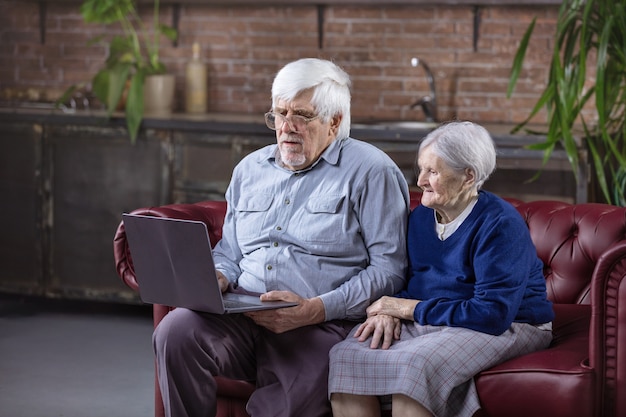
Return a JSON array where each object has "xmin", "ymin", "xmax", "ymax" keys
[
  {"xmin": 419, "ymin": 121, "xmax": 497, "ymax": 189},
  {"xmin": 271, "ymin": 58, "xmax": 351, "ymax": 140}
]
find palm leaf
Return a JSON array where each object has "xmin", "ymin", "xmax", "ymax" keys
[{"xmin": 507, "ymin": 18, "xmax": 536, "ymax": 98}]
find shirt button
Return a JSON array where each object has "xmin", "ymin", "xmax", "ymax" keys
[
  {"xmin": 276, "ymin": 226, "xmax": 282, "ymax": 231},
  {"xmin": 267, "ymin": 265, "xmax": 273, "ymax": 270},
  {"xmin": 273, "ymin": 242, "xmax": 279, "ymax": 247},
  {"xmin": 285, "ymin": 198, "xmax": 290, "ymax": 205}
]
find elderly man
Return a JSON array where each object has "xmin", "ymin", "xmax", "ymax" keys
[{"xmin": 153, "ymin": 58, "xmax": 410, "ymax": 417}]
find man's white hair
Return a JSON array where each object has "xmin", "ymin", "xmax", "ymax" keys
[{"xmin": 271, "ymin": 58, "xmax": 352, "ymax": 140}]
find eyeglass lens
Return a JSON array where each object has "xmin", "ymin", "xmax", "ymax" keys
[{"xmin": 265, "ymin": 113, "xmax": 312, "ymax": 131}]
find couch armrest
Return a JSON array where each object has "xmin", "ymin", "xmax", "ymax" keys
[
  {"xmin": 112, "ymin": 201, "xmax": 228, "ymax": 291},
  {"xmin": 590, "ymin": 240, "xmax": 626, "ymax": 417}
]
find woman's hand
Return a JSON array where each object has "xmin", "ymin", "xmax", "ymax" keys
[
  {"xmin": 366, "ymin": 296, "xmax": 419, "ymax": 321},
  {"xmin": 354, "ymin": 314, "xmax": 401, "ymax": 350},
  {"xmin": 353, "ymin": 296, "xmax": 420, "ymax": 349}
]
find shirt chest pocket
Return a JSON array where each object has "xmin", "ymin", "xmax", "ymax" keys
[
  {"xmin": 293, "ymin": 195, "xmax": 346, "ymax": 244},
  {"xmin": 234, "ymin": 194, "xmax": 273, "ymax": 240}
]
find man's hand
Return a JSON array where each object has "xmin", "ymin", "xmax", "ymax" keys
[
  {"xmin": 354, "ymin": 314, "xmax": 401, "ymax": 350},
  {"xmin": 244, "ymin": 291, "xmax": 325, "ymax": 334},
  {"xmin": 216, "ymin": 271, "xmax": 229, "ymax": 293}
]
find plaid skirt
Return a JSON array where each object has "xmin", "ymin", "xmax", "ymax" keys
[{"xmin": 328, "ymin": 321, "xmax": 552, "ymax": 417}]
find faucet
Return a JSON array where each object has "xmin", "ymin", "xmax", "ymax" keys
[{"xmin": 409, "ymin": 57, "xmax": 437, "ymax": 123}]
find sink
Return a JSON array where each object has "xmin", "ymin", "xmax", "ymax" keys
[{"xmin": 352, "ymin": 121, "xmax": 439, "ymax": 131}]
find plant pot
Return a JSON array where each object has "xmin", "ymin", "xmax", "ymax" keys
[{"xmin": 143, "ymin": 74, "xmax": 175, "ymax": 116}]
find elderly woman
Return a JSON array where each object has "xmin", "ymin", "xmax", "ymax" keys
[{"xmin": 328, "ymin": 121, "xmax": 554, "ymax": 417}]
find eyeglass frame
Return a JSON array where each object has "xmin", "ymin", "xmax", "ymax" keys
[{"xmin": 264, "ymin": 111, "xmax": 321, "ymax": 131}]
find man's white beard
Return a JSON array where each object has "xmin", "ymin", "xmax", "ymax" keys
[{"xmin": 279, "ymin": 149, "xmax": 306, "ymax": 168}]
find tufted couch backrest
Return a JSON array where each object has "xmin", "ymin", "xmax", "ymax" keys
[{"xmin": 513, "ymin": 200, "xmax": 626, "ymax": 304}]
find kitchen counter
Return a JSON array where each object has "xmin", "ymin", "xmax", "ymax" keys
[
  {"xmin": 0, "ymin": 105, "xmax": 560, "ymax": 144},
  {"xmin": 0, "ymin": 106, "xmax": 270, "ymax": 135},
  {"xmin": 0, "ymin": 105, "xmax": 560, "ymax": 147}
]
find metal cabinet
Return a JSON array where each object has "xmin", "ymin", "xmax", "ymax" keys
[
  {"xmin": 46, "ymin": 126, "xmax": 168, "ymax": 302},
  {"xmin": 0, "ymin": 123, "xmax": 43, "ymax": 295},
  {"xmin": 0, "ymin": 122, "xmax": 169, "ymax": 302}
]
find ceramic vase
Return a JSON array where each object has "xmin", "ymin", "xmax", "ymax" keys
[{"xmin": 143, "ymin": 74, "xmax": 175, "ymax": 116}]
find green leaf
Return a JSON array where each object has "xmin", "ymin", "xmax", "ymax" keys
[
  {"xmin": 54, "ymin": 84, "xmax": 84, "ymax": 109},
  {"xmin": 80, "ymin": 0, "xmax": 135, "ymax": 24},
  {"xmin": 159, "ymin": 24, "xmax": 178, "ymax": 42},
  {"xmin": 587, "ymin": 137, "xmax": 611, "ymax": 204},
  {"xmin": 91, "ymin": 68, "xmax": 110, "ymax": 106},
  {"xmin": 106, "ymin": 63, "xmax": 131, "ymax": 115},
  {"xmin": 527, "ymin": 141, "xmax": 555, "ymax": 151},
  {"xmin": 107, "ymin": 35, "xmax": 134, "ymax": 64},
  {"xmin": 614, "ymin": 166, "xmax": 626, "ymax": 206},
  {"xmin": 595, "ymin": 15, "xmax": 612, "ymax": 131},
  {"xmin": 125, "ymin": 70, "xmax": 146, "ymax": 144},
  {"xmin": 507, "ymin": 18, "xmax": 536, "ymax": 98},
  {"xmin": 511, "ymin": 84, "xmax": 554, "ymax": 134}
]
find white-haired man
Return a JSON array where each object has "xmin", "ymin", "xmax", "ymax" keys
[{"xmin": 153, "ymin": 58, "xmax": 410, "ymax": 417}]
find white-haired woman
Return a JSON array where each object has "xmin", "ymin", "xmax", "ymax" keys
[{"xmin": 329, "ymin": 121, "xmax": 554, "ymax": 417}]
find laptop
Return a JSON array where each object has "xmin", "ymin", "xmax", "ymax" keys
[{"xmin": 122, "ymin": 213, "xmax": 298, "ymax": 314}]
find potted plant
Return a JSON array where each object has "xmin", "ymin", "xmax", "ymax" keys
[
  {"xmin": 61, "ymin": 0, "xmax": 177, "ymax": 143},
  {"xmin": 507, "ymin": 0, "xmax": 626, "ymax": 205}
]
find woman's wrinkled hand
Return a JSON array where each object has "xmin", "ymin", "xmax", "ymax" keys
[
  {"xmin": 354, "ymin": 314, "xmax": 401, "ymax": 350},
  {"xmin": 366, "ymin": 296, "xmax": 419, "ymax": 321}
]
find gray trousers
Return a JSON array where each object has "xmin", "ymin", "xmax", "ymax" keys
[{"xmin": 153, "ymin": 307, "xmax": 355, "ymax": 417}]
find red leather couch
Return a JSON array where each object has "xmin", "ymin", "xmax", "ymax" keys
[{"xmin": 113, "ymin": 195, "xmax": 626, "ymax": 417}]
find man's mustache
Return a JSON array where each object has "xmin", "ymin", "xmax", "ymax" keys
[{"xmin": 279, "ymin": 134, "xmax": 303, "ymax": 144}]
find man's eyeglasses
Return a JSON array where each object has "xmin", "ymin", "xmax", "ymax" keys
[{"xmin": 264, "ymin": 112, "xmax": 320, "ymax": 131}]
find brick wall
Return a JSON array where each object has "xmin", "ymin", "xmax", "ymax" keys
[{"xmin": 0, "ymin": 1, "xmax": 563, "ymax": 125}]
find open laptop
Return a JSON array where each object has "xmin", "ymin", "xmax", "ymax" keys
[{"xmin": 122, "ymin": 213, "xmax": 297, "ymax": 314}]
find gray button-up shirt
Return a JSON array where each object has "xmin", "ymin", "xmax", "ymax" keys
[{"xmin": 213, "ymin": 137, "xmax": 409, "ymax": 321}]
